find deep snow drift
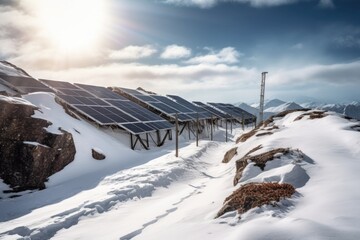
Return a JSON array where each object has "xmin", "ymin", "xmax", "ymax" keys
[{"xmin": 1, "ymin": 93, "xmax": 360, "ymax": 240}]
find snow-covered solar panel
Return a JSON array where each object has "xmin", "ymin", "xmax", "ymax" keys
[{"xmin": 0, "ymin": 75, "xmax": 54, "ymax": 94}]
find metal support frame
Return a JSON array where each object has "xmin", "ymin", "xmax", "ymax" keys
[
  {"xmin": 157, "ymin": 130, "xmax": 171, "ymax": 147},
  {"xmin": 196, "ymin": 113, "xmax": 199, "ymax": 147},
  {"xmin": 130, "ymin": 134, "xmax": 149, "ymax": 150},
  {"xmin": 210, "ymin": 115, "xmax": 213, "ymax": 141},
  {"xmin": 225, "ymin": 119, "xmax": 228, "ymax": 142}
]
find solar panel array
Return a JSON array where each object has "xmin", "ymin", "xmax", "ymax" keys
[
  {"xmin": 207, "ymin": 102, "xmax": 254, "ymax": 120},
  {"xmin": 41, "ymin": 80, "xmax": 173, "ymax": 135},
  {"xmin": 0, "ymin": 75, "xmax": 53, "ymax": 94},
  {"xmin": 117, "ymin": 88, "xmax": 213, "ymax": 122}
]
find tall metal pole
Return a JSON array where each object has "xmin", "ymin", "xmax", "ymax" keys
[
  {"xmin": 175, "ymin": 113, "xmax": 179, "ymax": 157},
  {"xmin": 225, "ymin": 119, "xmax": 228, "ymax": 142},
  {"xmin": 196, "ymin": 113, "xmax": 199, "ymax": 147},
  {"xmin": 210, "ymin": 115, "xmax": 213, "ymax": 141},
  {"xmin": 259, "ymin": 71, "xmax": 268, "ymax": 125}
]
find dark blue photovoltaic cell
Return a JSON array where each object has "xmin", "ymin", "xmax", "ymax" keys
[
  {"xmin": 57, "ymin": 94, "xmax": 83, "ymax": 105},
  {"xmin": 106, "ymin": 100, "xmax": 163, "ymax": 121},
  {"xmin": 119, "ymin": 87, "xmax": 142, "ymax": 96},
  {"xmin": 91, "ymin": 106, "xmax": 138, "ymax": 123},
  {"xmin": 57, "ymin": 89, "xmax": 94, "ymax": 97},
  {"xmin": 146, "ymin": 121, "xmax": 173, "ymax": 130},
  {"xmin": 150, "ymin": 102, "xmax": 178, "ymax": 114},
  {"xmin": 135, "ymin": 95, "xmax": 157, "ymax": 102},
  {"xmin": 151, "ymin": 96, "xmax": 193, "ymax": 113},
  {"xmin": 75, "ymin": 105, "xmax": 114, "ymax": 124},
  {"xmin": 75, "ymin": 84, "xmax": 129, "ymax": 100},
  {"xmin": 41, "ymin": 79, "xmax": 78, "ymax": 89},
  {"xmin": 167, "ymin": 95, "xmax": 201, "ymax": 112}
]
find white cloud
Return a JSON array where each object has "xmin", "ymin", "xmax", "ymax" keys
[
  {"xmin": 318, "ymin": 0, "xmax": 335, "ymax": 8},
  {"xmin": 109, "ymin": 45, "xmax": 157, "ymax": 60},
  {"xmin": 161, "ymin": 45, "xmax": 192, "ymax": 59},
  {"xmin": 186, "ymin": 47, "xmax": 241, "ymax": 64},
  {"xmin": 270, "ymin": 61, "xmax": 360, "ymax": 86},
  {"xmin": 164, "ymin": 0, "xmax": 334, "ymax": 8}
]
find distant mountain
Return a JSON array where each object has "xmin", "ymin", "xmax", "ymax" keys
[
  {"xmin": 237, "ymin": 103, "xmax": 258, "ymax": 116},
  {"xmin": 265, "ymin": 102, "xmax": 303, "ymax": 113},
  {"xmin": 264, "ymin": 99, "xmax": 286, "ymax": 110}
]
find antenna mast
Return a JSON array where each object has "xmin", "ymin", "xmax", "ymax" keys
[{"xmin": 259, "ymin": 71, "xmax": 268, "ymax": 124}]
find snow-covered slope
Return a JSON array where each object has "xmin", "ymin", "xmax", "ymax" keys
[{"xmin": 1, "ymin": 109, "xmax": 360, "ymax": 240}]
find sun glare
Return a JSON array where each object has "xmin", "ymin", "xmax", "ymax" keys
[{"xmin": 36, "ymin": 0, "xmax": 107, "ymax": 52}]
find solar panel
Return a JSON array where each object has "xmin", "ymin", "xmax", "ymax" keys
[
  {"xmin": 0, "ymin": 75, "xmax": 54, "ymax": 94},
  {"xmin": 207, "ymin": 102, "xmax": 254, "ymax": 119},
  {"xmin": 151, "ymin": 95, "xmax": 194, "ymax": 113},
  {"xmin": 193, "ymin": 101, "xmax": 230, "ymax": 118},
  {"xmin": 41, "ymin": 79, "xmax": 78, "ymax": 89},
  {"xmin": 74, "ymin": 83, "xmax": 173, "ymax": 133},
  {"xmin": 75, "ymin": 84, "xmax": 129, "ymax": 100}
]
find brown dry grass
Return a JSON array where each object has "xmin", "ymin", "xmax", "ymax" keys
[
  {"xmin": 222, "ymin": 147, "xmax": 238, "ymax": 163},
  {"xmin": 216, "ymin": 182, "xmax": 295, "ymax": 218},
  {"xmin": 233, "ymin": 148, "xmax": 289, "ymax": 185},
  {"xmin": 244, "ymin": 145, "xmax": 262, "ymax": 157}
]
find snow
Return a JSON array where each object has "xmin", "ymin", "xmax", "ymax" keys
[
  {"xmin": 1, "ymin": 93, "xmax": 360, "ymax": 240},
  {"xmin": 0, "ymin": 95, "xmax": 35, "ymax": 107}
]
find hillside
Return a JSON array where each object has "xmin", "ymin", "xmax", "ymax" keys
[{"xmin": 1, "ymin": 108, "xmax": 359, "ymax": 239}]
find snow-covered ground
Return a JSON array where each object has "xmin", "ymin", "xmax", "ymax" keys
[{"xmin": 1, "ymin": 93, "xmax": 360, "ymax": 240}]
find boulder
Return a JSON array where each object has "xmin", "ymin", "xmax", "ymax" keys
[
  {"xmin": 0, "ymin": 98, "xmax": 76, "ymax": 191},
  {"xmin": 92, "ymin": 148, "xmax": 106, "ymax": 160}
]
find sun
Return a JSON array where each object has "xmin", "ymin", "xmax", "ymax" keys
[{"xmin": 35, "ymin": 0, "xmax": 107, "ymax": 53}]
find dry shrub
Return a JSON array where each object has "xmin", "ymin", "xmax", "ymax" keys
[
  {"xmin": 294, "ymin": 111, "xmax": 327, "ymax": 121},
  {"xmin": 255, "ymin": 132, "xmax": 273, "ymax": 137},
  {"xmin": 222, "ymin": 147, "xmax": 238, "ymax": 163},
  {"xmin": 233, "ymin": 148, "xmax": 289, "ymax": 185},
  {"xmin": 216, "ymin": 182, "xmax": 295, "ymax": 218}
]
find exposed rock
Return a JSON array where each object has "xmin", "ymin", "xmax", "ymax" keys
[
  {"xmin": 92, "ymin": 148, "xmax": 106, "ymax": 160},
  {"xmin": 233, "ymin": 148, "xmax": 290, "ymax": 186},
  {"xmin": 216, "ymin": 182, "xmax": 295, "ymax": 218},
  {"xmin": 0, "ymin": 98, "xmax": 76, "ymax": 191},
  {"xmin": 222, "ymin": 147, "xmax": 238, "ymax": 163},
  {"xmin": 255, "ymin": 132, "xmax": 273, "ymax": 137},
  {"xmin": 294, "ymin": 111, "xmax": 327, "ymax": 121}
]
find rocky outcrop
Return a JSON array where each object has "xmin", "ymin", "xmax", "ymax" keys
[
  {"xmin": 233, "ymin": 148, "xmax": 290, "ymax": 186},
  {"xmin": 0, "ymin": 97, "xmax": 76, "ymax": 191},
  {"xmin": 222, "ymin": 147, "xmax": 238, "ymax": 163},
  {"xmin": 92, "ymin": 148, "xmax": 106, "ymax": 160}
]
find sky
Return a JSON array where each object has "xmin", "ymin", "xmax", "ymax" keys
[{"xmin": 0, "ymin": 0, "xmax": 359, "ymax": 104}]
